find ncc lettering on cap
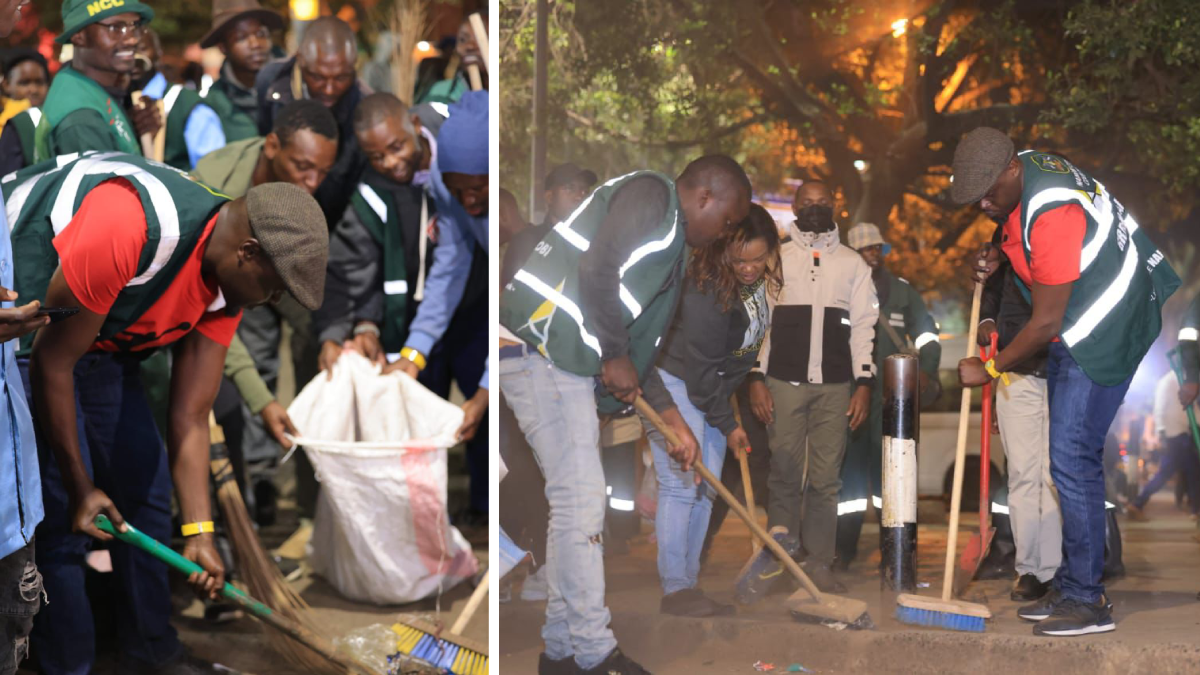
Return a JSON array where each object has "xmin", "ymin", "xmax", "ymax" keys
[{"xmin": 88, "ymin": 0, "xmax": 126, "ymax": 16}]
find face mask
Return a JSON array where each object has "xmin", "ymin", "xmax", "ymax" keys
[{"xmin": 794, "ymin": 204, "xmax": 835, "ymax": 233}]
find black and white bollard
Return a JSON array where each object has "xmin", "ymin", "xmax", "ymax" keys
[{"xmin": 881, "ymin": 354, "xmax": 919, "ymax": 592}]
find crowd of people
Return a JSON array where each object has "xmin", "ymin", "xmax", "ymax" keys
[
  {"xmin": 0, "ymin": 0, "xmax": 490, "ymax": 673},
  {"xmin": 498, "ymin": 125, "xmax": 1193, "ymax": 673}
]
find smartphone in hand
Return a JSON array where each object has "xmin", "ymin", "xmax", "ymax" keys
[{"xmin": 37, "ymin": 307, "xmax": 80, "ymax": 323}]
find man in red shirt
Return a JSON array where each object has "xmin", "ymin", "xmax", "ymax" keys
[
  {"xmin": 5, "ymin": 153, "xmax": 327, "ymax": 674},
  {"xmin": 951, "ymin": 127, "xmax": 1178, "ymax": 637}
]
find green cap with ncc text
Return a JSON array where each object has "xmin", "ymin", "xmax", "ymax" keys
[
  {"xmin": 244, "ymin": 183, "xmax": 328, "ymax": 311},
  {"xmin": 57, "ymin": 0, "xmax": 155, "ymax": 45}
]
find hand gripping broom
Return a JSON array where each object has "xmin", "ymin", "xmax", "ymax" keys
[
  {"xmin": 95, "ymin": 515, "xmax": 381, "ymax": 675},
  {"xmin": 635, "ymin": 397, "xmax": 873, "ymax": 628},
  {"xmin": 895, "ymin": 281, "xmax": 992, "ymax": 631}
]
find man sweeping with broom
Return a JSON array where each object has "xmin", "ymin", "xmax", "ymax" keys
[
  {"xmin": 6, "ymin": 153, "xmax": 328, "ymax": 674},
  {"xmin": 951, "ymin": 127, "xmax": 1179, "ymax": 636}
]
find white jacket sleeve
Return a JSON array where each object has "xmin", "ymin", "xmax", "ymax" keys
[
  {"xmin": 754, "ymin": 288, "xmax": 776, "ymax": 376},
  {"xmin": 849, "ymin": 257, "xmax": 880, "ymax": 384}
]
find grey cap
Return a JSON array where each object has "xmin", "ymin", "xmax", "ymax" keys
[
  {"xmin": 951, "ymin": 127, "xmax": 1015, "ymax": 204},
  {"xmin": 244, "ymin": 183, "xmax": 328, "ymax": 310}
]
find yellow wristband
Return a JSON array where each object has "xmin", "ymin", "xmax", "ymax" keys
[
  {"xmin": 181, "ymin": 521, "xmax": 215, "ymax": 537},
  {"xmin": 984, "ymin": 359, "xmax": 1011, "ymax": 386},
  {"xmin": 400, "ymin": 347, "xmax": 427, "ymax": 371}
]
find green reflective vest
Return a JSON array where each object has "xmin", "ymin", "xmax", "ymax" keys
[
  {"xmin": 2, "ymin": 151, "xmax": 229, "ymax": 353},
  {"xmin": 35, "ymin": 65, "xmax": 141, "ymax": 162},
  {"xmin": 203, "ymin": 83, "xmax": 259, "ymax": 143},
  {"xmin": 163, "ymin": 84, "xmax": 204, "ymax": 171},
  {"xmin": 500, "ymin": 170, "xmax": 686, "ymax": 413},
  {"xmin": 1015, "ymin": 150, "xmax": 1180, "ymax": 385},
  {"xmin": 348, "ymin": 174, "xmax": 432, "ymax": 356},
  {"xmin": 874, "ymin": 268, "xmax": 941, "ymax": 377}
]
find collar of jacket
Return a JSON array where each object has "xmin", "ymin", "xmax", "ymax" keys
[
  {"xmin": 788, "ymin": 222, "xmax": 841, "ymax": 253},
  {"xmin": 218, "ymin": 59, "xmax": 258, "ymax": 109}
]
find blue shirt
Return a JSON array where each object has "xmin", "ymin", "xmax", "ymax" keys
[
  {"xmin": 143, "ymin": 72, "xmax": 226, "ymax": 169},
  {"xmin": 0, "ymin": 189, "xmax": 42, "ymax": 558},
  {"xmin": 403, "ymin": 159, "xmax": 490, "ymax": 389}
]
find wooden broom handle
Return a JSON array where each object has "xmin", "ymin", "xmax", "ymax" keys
[
  {"xmin": 449, "ymin": 569, "xmax": 489, "ymax": 635},
  {"xmin": 941, "ymin": 281, "xmax": 983, "ymax": 602},
  {"xmin": 731, "ymin": 395, "xmax": 758, "ymax": 552},
  {"xmin": 634, "ymin": 396, "xmax": 826, "ymax": 602},
  {"xmin": 129, "ymin": 91, "xmax": 156, "ymax": 158},
  {"xmin": 468, "ymin": 12, "xmax": 489, "ymax": 70}
]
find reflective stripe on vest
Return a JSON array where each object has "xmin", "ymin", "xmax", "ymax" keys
[
  {"xmin": 1059, "ymin": 213, "xmax": 1140, "ymax": 347},
  {"xmin": 1023, "ymin": 184, "xmax": 1113, "ymax": 273},
  {"xmin": 914, "ymin": 332, "xmax": 939, "ymax": 350},
  {"xmin": 5, "ymin": 151, "xmax": 107, "ymax": 228},
  {"xmin": 358, "ymin": 183, "xmax": 387, "ymax": 221},
  {"xmin": 164, "ymin": 85, "xmax": 184, "ymax": 115},
  {"xmin": 544, "ymin": 171, "xmax": 678, "ymax": 320},
  {"xmin": 26, "ymin": 107, "xmax": 41, "ymax": 128},
  {"xmin": 1180, "ymin": 327, "xmax": 1199, "ymax": 341},
  {"xmin": 512, "ymin": 268, "xmax": 603, "ymax": 357},
  {"xmin": 42, "ymin": 153, "xmax": 180, "ymax": 287}
]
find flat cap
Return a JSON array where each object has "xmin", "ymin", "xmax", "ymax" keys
[
  {"xmin": 951, "ymin": 127, "xmax": 1015, "ymax": 205},
  {"xmin": 245, "ymin": 183, "xmax": 328, "ymax": 310}
]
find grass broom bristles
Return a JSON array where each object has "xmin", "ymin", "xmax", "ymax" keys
[
  {"xmin": 390, "ymin": 0, "xmax": 430, "ymax": 106},
  {"xmin": 210, "ymin": 425, "xmax": 344, "ymax": 674}
]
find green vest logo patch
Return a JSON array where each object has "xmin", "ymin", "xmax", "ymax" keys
[{"xmin": 1031, "ymin": 154, "xmax": 1069, "ymax": 173}]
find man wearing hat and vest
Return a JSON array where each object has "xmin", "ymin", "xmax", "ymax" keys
[
  {"xmin": 500, "ymin": 154, "xmax": 752, "ymax": 674},
  {"xmin": 953, "ymin": 127, "xmax": 1179, "ymax": 636},
  {"xmin": 201, "ymin": 0, "xmax": 285, "ymax": 143},
  {"xmin": 4, "ymin": 152, "xmax": 327, "ymax": 674},
  {"xmin": 834, "ymin": 222, "xmax": 942, "ymax": 569},
  {"xmin": 33, "ymin": 0, "xmax": 163, "ymax": 163},
  {"xmin": 195, "ymin": 98, "xmax": 338, "ymax": 521},
  {"xmin": 130, "ymin": 28, "xmax": 226, "ymax": 170}
]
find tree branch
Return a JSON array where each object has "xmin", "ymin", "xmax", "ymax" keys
[{"xmin": 564, "ymin": 109, "xmax": 771, "ymax": 148}]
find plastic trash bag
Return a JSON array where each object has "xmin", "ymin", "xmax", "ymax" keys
[{"xmin": 288, "ymin": 351, "xmax": 479, "ymax": 604}]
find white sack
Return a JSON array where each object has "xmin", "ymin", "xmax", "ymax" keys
[{"xmin": 287, "ymin": 351, "xmax": 478, "ymax": 604}]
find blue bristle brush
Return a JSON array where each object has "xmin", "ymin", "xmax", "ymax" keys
[{"xmin": 896, "ymin": 282, "xmax": 991, "ymax": 632}]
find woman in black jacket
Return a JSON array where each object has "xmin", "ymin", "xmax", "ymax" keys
[{"xmin": 643, "ymin": 203, "xmax": 782, "ymax": 616}]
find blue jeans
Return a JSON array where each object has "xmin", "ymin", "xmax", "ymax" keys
[
  {"xmin": 641, "ymin": 369, "xmax": 727, "ymax": 595},
  {"xmin": 499, "ymin": 353, "xmax": 615, "ymax": 670},
  {"xmin": 1133, "ymin": 433, "xmax": 1200, "ymax": 513},
  {"xmin": 20, "ymin": 355, "xmax": 180, "ymax": 675},
  {"xmin": 1045, "ymin": 343, "xmax": 1131, "ymax": 604}
]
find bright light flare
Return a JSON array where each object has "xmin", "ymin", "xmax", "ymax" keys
[{"xmin": 892, "ymin": 18, "xmax": 908, "ymax": 38}]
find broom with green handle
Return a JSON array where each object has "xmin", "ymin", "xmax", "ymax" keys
[
  {"xmin": 1166, "ymin": 347, "xmax": 1200, "ymax": 457},
  {"xmin": 94, "ymin": 515, "xmax": 385, "ymax": 675}
]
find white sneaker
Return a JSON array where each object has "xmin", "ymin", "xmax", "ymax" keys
[{"xmin": 520, "ymin": 566, "xmax": 550, "ymax": 602}]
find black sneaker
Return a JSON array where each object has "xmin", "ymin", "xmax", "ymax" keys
[
  {"xmin": 580, "ymin": 647, "xmax": 651, "ymax": 675},
  {"xmin": 1011, "ymin": 574, "xmax": 1050, "ymax": 601},
  {"xmin": 660, "ymin": 588, "xmax": 735, "ymax": 617},
  {"xmin": 803, "ymin": 563, "xmax": 847, "ymax": 594},
  {"xmin": 734, "ymin": 531, "xmax": 801, "ymax": 605},
  {"xmin": 538, "ymin": 653, "xmax": 577, "ymax": 675},
  {"xmin": 1017, "ymin": 587, "xmax": 1063, "ymax": 622},
  {"xmin": 1033, "ymin": 596, "xmax": 1115, "ymax": 636}
]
